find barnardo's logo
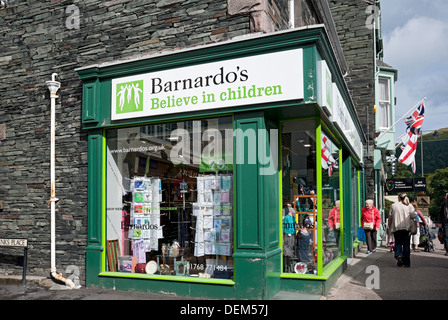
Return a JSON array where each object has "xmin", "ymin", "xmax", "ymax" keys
[{"xmin": 116, "ymin": 80, "xmax": 144, "ymax": 114}]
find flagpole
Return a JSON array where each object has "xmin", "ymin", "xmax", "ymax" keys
[
  {"xmin": 421, "ymin": 129, "xmax": 424, "ymax": 177},
  {"xmin": 375, "ymin": 97, "xmax": 426, "ymax": 142}
]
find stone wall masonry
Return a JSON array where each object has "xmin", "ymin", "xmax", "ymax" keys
[
  {"xmin": 329, "ymin": 0, "xmax": 376, "ymax": 200},
  {"xmin": 227, "ymin": 0, "xmax": 291, "ymax": 32},
  {"xmin": 0, "ymin": 0, "xmax": 254, "ymax": 283}
]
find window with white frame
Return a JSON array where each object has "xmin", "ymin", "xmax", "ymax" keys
[{"xmin": 378, "ymin": 77, "xmax": 391, "ymax": 128}]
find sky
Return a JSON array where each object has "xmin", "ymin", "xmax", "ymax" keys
[{"xmin": 380, "ymin": 0, "xmax": 448, "ymax": 139}]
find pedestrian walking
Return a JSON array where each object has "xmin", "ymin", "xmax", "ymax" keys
[
  {"xmin": 361, "ymin": 199, "xmax": 381, "ymax": 254},
  {"xmin": 410, "ymin": 201, "xmax": 427, "ymax": 252},
  {"xmin": 328, "ymin": 200, "xmax": 341, "ymax": 249},
  {"xmin": 388, "ymin": 193, "xmax": 417, "ymax": 267},
  {"xmin": 438, "ymin": 193, "xmax": 448, "ymax": 256}
]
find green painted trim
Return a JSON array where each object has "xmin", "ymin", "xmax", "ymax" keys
[
  {"xmin": 321, "ymin": 255, "xmax": 347, "ymax": 279},
  {"xmin": 278, "ymin": 115, "xmax": 318, "ymax": 123},
  {"xmin": 358, "ymin": 170, "xmax": 362, "ymax": 222},
  {"xmin": 99, "ymin": 272, "xmax": 235, "ymax": 285},
  {"xmin": 98, "ymin": 112, "xmax": 235, "ymax": 131},
  {"xmin": 320, "ymin": 121, "xmax": 342, "ymax": 148},
  {"xmin": 316, "ymin": 122, "xmax": 323, "ymax": 276},
  {"xmin": 280, "ymin": 255, "xmax": 347, "ymax": 280},
  {"xmin": 278, "ymin": 121, "xmax": 284, "ymax": 273},
  {"xmin": 102, "ymin": 130, "xmax": 106, "ymax": 273},
  {"xmin": 339, "ymin": 148, "xmax": 344, "ymax": 255}
]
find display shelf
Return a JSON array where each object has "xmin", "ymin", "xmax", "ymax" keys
[{"xmin": 293, "ymin": 194, "xmax": 317, "ymax": 265}]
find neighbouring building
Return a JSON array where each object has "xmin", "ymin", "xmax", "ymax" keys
[{"xmin": 329, "ymin": 0, "xmax": 398, "ymax": 237}]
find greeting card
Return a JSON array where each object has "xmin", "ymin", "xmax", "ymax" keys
[
  {"xmin": 220, "ymin": 231, "xmax": 230, "ymax": 242},
  {"xmin": 221, "ymin": 191, "xmax": 229, "ymax": 203},
  {"xmin": 204, "ymin": 216, "xmax": 213, "ymax": 229},
  {"xmin": 221, "ymin": 176, "xmax": 231, "ymax": 190}
]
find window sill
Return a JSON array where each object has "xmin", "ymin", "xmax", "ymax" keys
[
  {"xmin": 99, "ymin": 271, "xmax": 235, "ymax": 286},
  {"xmin": 280, "ymin": 255, "xmax": 347, "ymax": 280}
]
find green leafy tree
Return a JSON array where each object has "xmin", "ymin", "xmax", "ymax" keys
[
  {"xmin": 427, "ymin": 167, "xmax": 448, "ymax": 221},
  {"xmin": 394, "ymin": 162, "xmax": 414, "ymax": 178}
]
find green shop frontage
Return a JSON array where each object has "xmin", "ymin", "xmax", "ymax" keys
[{"xmin": 76, "ymin": 26, "xmax": 366, "ymax": 300}]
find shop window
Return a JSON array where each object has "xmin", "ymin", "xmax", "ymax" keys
[
  {"xmin": 321, "ymin": 132, "xmax": 341, "ymax": 267},
  {"xmin": 105, "ymin": 116, "xmax": 234, "ymax": 280},
  {"xmin": 281, "ymin": 120, "xmax": 317, "ymax": 275},
  {"xmin": 378, "ymin": 77, "xmax": 391, "ymax": 129},
  {"xmin": 351, "ymin": 167, "xmax": 359, "ymax": 242}
]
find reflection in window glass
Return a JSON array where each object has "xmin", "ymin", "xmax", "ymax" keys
[
  {"xmin": 321, "ymin": 132, "xmax": 340, "ymax": 267},
  {"xmin": 281, "ymin": 120, "xmax": 317, "ymax": 275},
  {"xmin": 352, "ymin": 167, "xmax": 359, "ymax": 242},
  {"xmin": 106, "ymin": 117, "xmax": 234, "ymax": 280}
]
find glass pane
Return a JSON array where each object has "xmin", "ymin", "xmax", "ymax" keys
[
  {"xmin": 281, "ymin": 120, "xmax": 317, "ymax": 275},
  {"xmin": 352, "ymin": 167, "xmax": 359, "ymax": 242},
  {"xmin": 321, "ymin": 132, "xmax": 340, "ymax": 267},
  {"xmin": 379, "ymin": 101, "xmax": 390, "ymax": 127},
  {"xmin": 379, "ymin": 78, "xmax": 389, "ymax": 101},
  {"xmin": 106, "ymin": 117, "xmax": 234, "ymax": 280}
]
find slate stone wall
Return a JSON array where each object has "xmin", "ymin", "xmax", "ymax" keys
[
  {"xmin": 328, "ymin": 0, "xmax": 376, "ymax": 200},
  {"xmin": 0, "ymin": 0, "xmax": 255, "ymax": 284}
]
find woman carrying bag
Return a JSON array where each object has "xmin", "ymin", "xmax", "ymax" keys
[
  {"xmin": 361, "ymin": 199, "xmax": 381, "ymax": 254},
  {"xmin": 388, "ymin": 193, "xmax": 417, "ymax": 267}
]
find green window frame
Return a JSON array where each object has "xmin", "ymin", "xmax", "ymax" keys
[{"xmin": 98, "ymin": 115, "xmax": 237, "ymax": 286}]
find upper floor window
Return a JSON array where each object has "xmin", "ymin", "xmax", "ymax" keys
[{"xmin": 378, "ymin": 77, "xmax": 391, "ymax": 128}]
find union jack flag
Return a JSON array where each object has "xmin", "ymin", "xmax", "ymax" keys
[
  {"xmin": 404, "ymin": 102, "xmax": 425, "ymax": 135},
  {"xmin": 321, "ymin": 134, "xmax": 337, "ymax": 177},
  {"xmin": 398, "ymin": 102, "xmax": 425, "ymax": 173}
]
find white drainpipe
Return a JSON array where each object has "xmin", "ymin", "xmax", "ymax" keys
[{"xmin": 46, "ymin": 73, "xmax": 77, "ymax": 289}]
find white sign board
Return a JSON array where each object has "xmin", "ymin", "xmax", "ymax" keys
[
  {"xmin": 317, "ymin": 60, "xmax": 333, "ymax": 116},
  {"xmin": 0, "ymin": 239, "xmax": 28, "ymax": 247},
  {"xmin": 111, "ymin": 49, "xmax": 303, "ymax": 120},
  {"xmin": 332, "ymin": 83, "xmax": 363, "ymax": 161}
]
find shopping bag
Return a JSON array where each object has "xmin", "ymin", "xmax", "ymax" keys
[
  {"xmin": 363, "ymin": 222, "xmax": 374, "ymax": 230},
  {"xmin": 357, "ymin": 226, "xmax": 366, "ymax": 242}
]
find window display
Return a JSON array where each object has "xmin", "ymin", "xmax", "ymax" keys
[
  {"xmin": 106, "ymin": 117, "xmax": 234, "ymax": 280},
  {"xmin": 321, "ymin": 132, "xmax": 341, "ymax": 267},
  {"xmin": 281, "ymin": 120, "xmax": 317, "ymax": 275}
]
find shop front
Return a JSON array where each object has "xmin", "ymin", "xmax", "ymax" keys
[{"xmin": 76, "ymin": 26, "xmax": 365, "ymax": 299}]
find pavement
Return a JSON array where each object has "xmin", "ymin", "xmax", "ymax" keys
[
  {"xmin": 324, "ymin": 238, "xmax": 448, "ymax": 300},
  {"xmin": 1, "ymin": 238, "xmax": 447, "ymax": 301}
]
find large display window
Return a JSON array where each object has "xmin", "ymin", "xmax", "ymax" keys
[
  {"xmin": 281, "ymin": 119, "xmax": 318, "ymax": 275},
  {"xmin": 321, "ymin": 131, "xmax": 341, "ymax": 267},
  {"xmin": 281, "ymin": 120, "xmax": 343, "ymax": 276},
  {"xmin": 105, "ymin": 116, "xmax": 234, "ymax": 280}
]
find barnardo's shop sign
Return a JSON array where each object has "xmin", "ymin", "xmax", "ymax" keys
[{"xmin": 111, "ymin": 49, "xmax": 303, "ymax": 120}]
